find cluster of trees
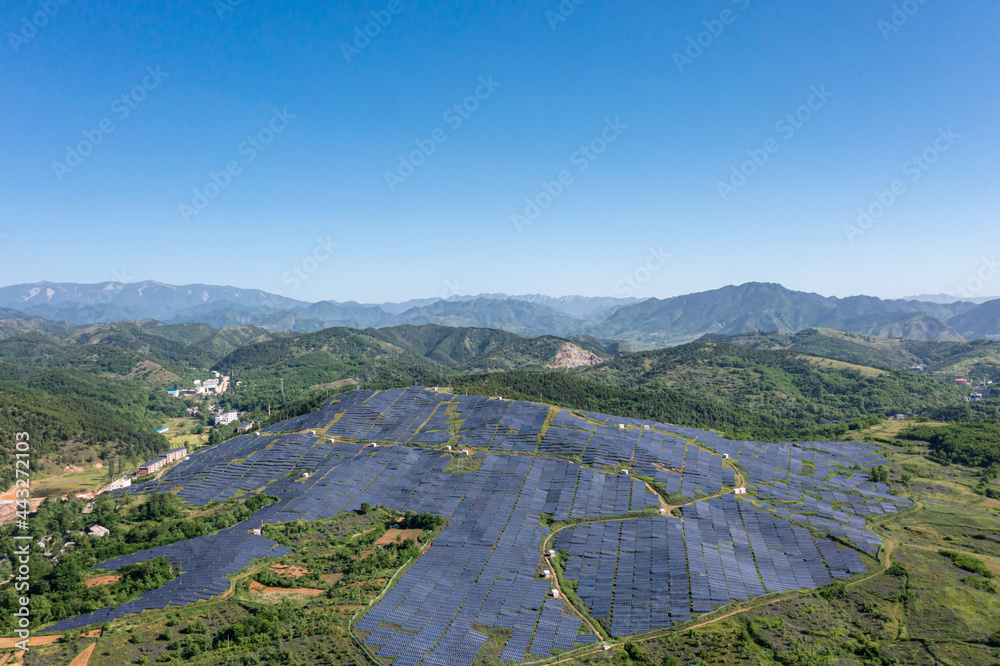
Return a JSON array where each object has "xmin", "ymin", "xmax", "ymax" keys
[
  {"xmin": 0, "ymin": 492, "xmax": 277, "ymax": 633},
  {"xmin": 398, "ymin": 511, "xmax": 446, "ymax": 531},
  {"xmin": 453, "ymin": 371, "xmax": 880, "ymax": 442},
  {"xmin": 0, "ymin": 355, "xmax": 196, "ymax": 486},
  {"xmin": 868, "ymin": 465, "xmax": 891, "ymax": 483},
  {"xmin": 342, "ymin": 537, "xmax": 421, "ymax": 580},
  {"xmin": 577, "ymin": 340, "xmax": 968, "ymax": 425},
  {"xmin": 939, "ymin": 549, "xmax": 994, "ymax": 578},
  {"xmin": 925, "ymin": 400, "xmax": 1000, "ymax": 423},
  {"xmin": 212, "ymin": 328, "xmax": 443, "ymax": 414},
  {"xmin": 213, "ymin": 606, "xmax": 290, "ymax": 650},
  {"xmin": 902, "ymin": 423, "xmax": 1000, "ymax": 468}
]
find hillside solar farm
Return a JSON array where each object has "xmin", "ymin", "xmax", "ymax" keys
[{"xmin": 42, "ymin": 387, "xmax": 910, "ymax": 664}]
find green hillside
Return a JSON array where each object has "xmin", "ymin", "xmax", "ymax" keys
[
  {"xmin": 591, "ymin": 282, "xmax": 975, "ymax": 344},
  {"xmin": 212, "ymin": 326, "xmax": 443, "ymax": 410},
  {"xmin": 0, "ymin": 332, "xmax": 188, "ymax": 384},
  {"xmin": 366, "ymin": 324, "xmax": 569, "ymax": 370},
  {"xmin": 573, "ymin": 339, "xmax": 970, "ymax": 426},
  {"xmin": 715, "ymin": 328, "xmax": 1000, "ymax": 378},
  {"xmin": 387, "ymin": 297, "xmax": 588, "ymax": 337},
  {"xmin": 0, "ymin": 319, "xmax": 997, "ymax": 491},
  {"xmin": 0, "ymin": 379, "xmax": 175, "ymax": 487}
]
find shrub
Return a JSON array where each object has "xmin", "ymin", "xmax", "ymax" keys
[
  {"xmin": 961, "ymin": 576, "xmax": 997, "ymax": 593},
  {"xmin": 939, "ymin": 550, "xmax": 993, "ymax": 578},
  {"xmin": 886, "ymin": 563, "xmax": 908, "ymax": 577},
  {"xmin": 818, "ymin": 581, "xmax": 847, "ymax": 600}
]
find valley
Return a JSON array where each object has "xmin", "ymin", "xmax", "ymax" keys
[{"xmin": 0, "ymin": 291, "xmax": 998, "ymax": 665}]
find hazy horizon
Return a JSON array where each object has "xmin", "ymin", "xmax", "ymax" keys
[
  {"xmin": 4, "ymin": 2, "xmax": 999, "ymax": 303},
  {"xmin": 1, "ymin": 277, "xmax": 998, "ymax": 307}
]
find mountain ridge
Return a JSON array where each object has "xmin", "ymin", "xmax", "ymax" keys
[{"xmin": 1, "ymin": 280, "xmax": 998, "ymax": 343}]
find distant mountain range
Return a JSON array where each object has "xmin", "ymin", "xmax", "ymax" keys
[
  {"xmin": 902, "ymin": 293, "xmax": 999, "ymax": 305},
  {"xmin": 0, "ymin": 280, "xmax": 998, "ymax": 344}
]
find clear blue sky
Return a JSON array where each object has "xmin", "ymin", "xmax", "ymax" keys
[{"xmin": 3, "ymin": 0, "xmax": 999, "ymax": 303}]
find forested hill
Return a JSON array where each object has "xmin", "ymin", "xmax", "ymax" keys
[
  {"xmin": 0, "ymin": 318, "xmax": 997, "ymax": 487},
  {"xmin": 0, "ymin": 368, "xmax": 178, "ymax": 488},
  {"xmin": 708, "ymin": 328, "xmax": 1000, "ymax": 377},
  {"xmin": 572, "ymin": 339, "xmax": 969, "ymax": 424}
]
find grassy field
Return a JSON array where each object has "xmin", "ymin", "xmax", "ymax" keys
[
  {"xmin": 28, "ymin": 466, "xmax": 108, "ymax": 498},
  {"xmin": 797, "ymin": 354, "xmax": 888, "ymax": 378},
  {"xmin": 162, "ymin": 416, "xmax": 210, "ymax": 450}
]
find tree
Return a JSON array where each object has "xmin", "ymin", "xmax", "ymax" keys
[
  {"xmin": 868, "ymin": 465, "xmax": 890, "ymax": 483},
  {"xmin": 623, "ymin": 642, "xmax": 652, "ymax": 664},
  {"xmin": 358, "ymin": 502, "xmax": 371, "ymax": 515}
]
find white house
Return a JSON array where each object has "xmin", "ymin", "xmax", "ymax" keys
[
  {"xmin": 214, "ymin": 410, "xmax": 239, "ymax": 426},
  {"xmin": 87, "ymin": 524, "xmax": 110, "ymax": 538}
]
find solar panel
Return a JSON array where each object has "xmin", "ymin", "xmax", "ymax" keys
[{"xmin": 49, "ymin": 387, "xmax": 902, "ymax": 663}]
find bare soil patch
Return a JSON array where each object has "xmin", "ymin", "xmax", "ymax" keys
[
  {"xmin": 249, "ymin": 581, "xmax": 323, "ymax": 596},
  {"xmin": 545, "ymin": 342, "xmax": 609, "ymax": 369},
  {"xmin": 83, "ymin": 574, "xmax": 121, "ymax": 588},
  {"xmin": 67, "ymin": 642, "xmax": 97, "ymax": 666},
  {"xmin": 0, "ymin": 630, "xmax": 99, "ymax": 649},
  {"xmin": 0, "ymin": 498, "xmax": 44, "ymax": 526},
  {"xmin": 344, "ymin": 578, "xmax": 387, "ymax": 590},
  {"xmin": 334, "ymin": 605, "xmax": 364, "ymax": 613},
  {"xmin": 269, "ymin": 564, "xmax": 310, "ymax": 578},
  {"xmin": 374, "ymin": 529, "xmax": 422, "ymax": 546}
]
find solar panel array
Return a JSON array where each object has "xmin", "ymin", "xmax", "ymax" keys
[
  {"xmin": 46, "ymin": 515, "xmax": 291, "ymax": 632},
  {"xmin": 44, "ymin": 387, "xmax": 905, "ymax": 664},
  {"xmin": 688, "ymin": 432, "xmax": 911, "ymax": 554},
  {"xmin": 555, "ymin": 499, "xmax": 866, "ymax": 636}
]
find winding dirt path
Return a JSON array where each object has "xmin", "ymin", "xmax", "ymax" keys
[
  {"xmin": 66, "ymin": 642, "xmax": 96, "ymax": 666},
  {"xmin": 539, "ymin": 546, "xmax": 605, "ymax": 640}
]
